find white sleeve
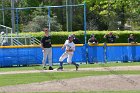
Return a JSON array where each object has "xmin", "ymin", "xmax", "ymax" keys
[
  {"xmin": 64, "ymin": 40, "xmax": 68, "ymax": 46},
  {"xmin": 74, "ymin": 44, "xmax": 75, "ymax": 51},
  {"xmin": 71, "ymin": 43, "xmax": 75, "ymax": 51}
]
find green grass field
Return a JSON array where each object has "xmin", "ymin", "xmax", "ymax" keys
[
  {"xmin": 0, "ymin": 62, "xmax": 140, "ymax": 72},
  {"xmin": 30, "ymin": 91, "xmax": 140, "ymax": 93},
  {"xmin": 0, "ymin": 62, "xmax": 140, "ymax": 93},
  {"xmin": 23, "ymin": 91, "xmax": 140, "ymax": 93},
  {"xmin": 0, "ymin": 70, "xmax": 139, "ymax": 87}
]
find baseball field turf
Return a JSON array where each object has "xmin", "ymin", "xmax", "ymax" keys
[{"xmin": 0, "ymin": 62, "xmax": 140, "ymax": 93}]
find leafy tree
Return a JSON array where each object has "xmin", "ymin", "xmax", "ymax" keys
[
  {"xmin": 85, "ymin": 0, "xmax": 140, "ymax": 31},
  {"xmin": 0, "ymin": 0, "xmax": 11, "ymax": 27},
  {"xmin": 1, "ymin": 0, "xmax": 140, "ymax": 31},
  {"xmin": 23, "ymin": 15, "xmax": 62, "ymax": 32}
]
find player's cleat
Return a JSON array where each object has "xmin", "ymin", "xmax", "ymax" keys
[
  {"xmin": 49, "ymin": 66, "xmax": 53, "ymax": 70},
  {"xmin": 43, "ymin": 67, "xmax": 47, "ymax": 70},
  {"xmin": 57, "ymin": 66, "xmax": 63, "ymax": 71},
  {"xmin": 76, "ymin": 64, "xmax": 79, "ymax": 71}
]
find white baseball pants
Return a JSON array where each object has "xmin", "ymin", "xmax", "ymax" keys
[{"xmin": 59, "ymin": 52, "xmax": 73, "ymax": 63}]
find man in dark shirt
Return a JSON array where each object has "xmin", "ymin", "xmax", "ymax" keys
[
  {"xmin": 88, "ymin": 34, "xmax": 98, "ymax": 44},
  {"xmin": 104, "ymin": 32, "xmax": 119, "ymax": 43},
  {"xmin": 128, "ymin": 34, "xmax": 137, "ymax": 43},
  {"xmin": 41, "ymin": 28, "xmax": 53, "ymax": 70},
  {"xmin": 72, "ymin": 34, "xmax": 81, "ymax": 44}
]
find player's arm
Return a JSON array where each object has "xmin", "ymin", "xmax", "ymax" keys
[
  {"xmin": 134, "ymin": 38, "xmax": 137, "ymax": 43},
  {"xmin": 103, "ymin": 34, "xmax": 107, "ymax": 38},
  {"xmin": 95, "ymin": 39, "xmax": 98, "ymax": 44},
  {"xmin": 88, "ymin": 39, "xmax": 92, "ymax": 44},
  {"xmin": 88, "ymin": 42, "xmax": 93, "ymax": 45},
  {"xmin": 61, "ymin": 40, "xmax": 67, "ymax": 50},
  {"xmin": 61, "ymin": 45, "xmax": 66, "ymax": 50},
  {"xmin": 40, "ymin": 38, "xmax": 45, "ymax": 52},
  {"xmin": 115, "ymin": 35, "xmax": 119, "ymax": 38},
  {"xmin": 40, "ymin": 43, "xmax": 45, "ymax": 52},
  {"xmin": 71, "ymin": 45, "xmax": 75, "ymax": 52},
  {"xmin": 128, "ymin": 38, "xmax": 130, "ymax": 43}
]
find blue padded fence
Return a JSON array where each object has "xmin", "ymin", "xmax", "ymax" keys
[
  {"xmin": 46, "ymin": 44, "xmax": 87, "ymax": 64},
  {"xmin": 87, "ymin": 45, "xmax": 104, "ymax": 63},
  {"xmin": 88, "ymin": 43, "xmax": 140, "ymax": 63},
  {"xmin": 0, "ymin": 47, "xmax": 41, "ymax": 67},
  {"xmin": 0, "ymin": 44, "xmax": 87, "ymax": 67},
  {"xmin": 106, "ymin": 45, "xmax": 140, "ymax": 62},
  {"xmin": 0, "ymin": 43, "xmax": 140, "ymax": 67}
]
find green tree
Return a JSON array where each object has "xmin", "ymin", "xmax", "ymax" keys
[
  {"xmin": 0, "ymin": 0, "xmax": 11, "ymax": 27},
  {"xmin": 23, "ymin": 15, "xmax": 62, "ymax": 32},
  {"xmin": 85, "ymin": 0, "xmax": 140, "ymax": 31}
]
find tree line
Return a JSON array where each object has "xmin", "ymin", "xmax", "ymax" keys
[{"xmin": 0, "ymin": 0, "xmax": 140, "ymax": 32}]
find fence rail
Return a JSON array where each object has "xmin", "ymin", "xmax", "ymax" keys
[
  {"xmin": 0, "ymin": 25, "xmax": 40, "ymax": 46},
  {"xmin": 0, "ymin": 36, "xmax": 40, "ymax": 46}
]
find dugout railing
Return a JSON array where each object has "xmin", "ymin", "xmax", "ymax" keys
[{"xmin": 0, "ymin": 43, "xmax": 140, "ymax": 67}]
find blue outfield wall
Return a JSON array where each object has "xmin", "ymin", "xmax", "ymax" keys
[
  {"xmin": 0, "ymin": 47, "xmax": 41, "ymax": 67},
  {"xmin": 106, "ymin": 45, "xmax": 140, "ymax": 62},
  {"xmin": 88, "ymin": 45, "xmax": 104, "ymax": 63},
  {"xmin": 87, "ymin": 43, "xmax": 140, "ymax": 63},
  {"xmin": 0, "ymin": 44, "xmax": 87, "ymax": 67},
  {"xmin": 52, "ymin": 45, "xmax": 87, "ymax": 63},
  {"xmin": 0, "ymin": 43, "xmax": 140, "ymax": 67}
]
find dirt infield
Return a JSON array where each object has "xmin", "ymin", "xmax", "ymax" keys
[
  {"xmin": 0, "ymin": 75, "xmax": 140, "ymax": 92},
  {"xmin": 0, "ymin": 66, "xmax": 140, "ymax": 93}
]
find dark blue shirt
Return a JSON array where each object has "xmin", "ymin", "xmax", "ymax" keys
[
  {"xmin": 73, "ymin": 38, "xmax": 81, "ymax": 44},
  {"xmin": 128, "ymin": 37, "xmax": 136, "ymax": 43},
  {"xmin": 106, "ymin": 35, "xmax": 116, "ymax": 43},
  {"xmin": 88, "ymin": 38, "xmax": 98, "ymax": 44},
  {"xmin": 41, "ymin": 36, "xmax": 52, "ymax": 48}
]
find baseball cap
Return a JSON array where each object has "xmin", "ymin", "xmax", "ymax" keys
[
  {"xmin": 1, "ymin": 31, "xmax": 5, "ymax": 35},
  {"xmin": 43, "ymin": 28, "xmax": 48, "ymax": 32},
  {"xmin": 90, "ymin": 34, "xmax": 94, "ymax": 37},
  {"xmin": 68, "ymin": 34, "xmax": 73, "ymax": 39}
]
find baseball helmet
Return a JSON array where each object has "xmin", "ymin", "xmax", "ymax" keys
[{"xmin": 68, "ymin": 34, "xmax": 73, "ymax": 39}]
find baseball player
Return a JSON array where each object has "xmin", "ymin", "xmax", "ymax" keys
[
  {"xmin": 88, "ymin": 34, "xmax": 98, "ymax": 44},
  {"xmin": 104, "ymin": 32, "xmax": 119, "ymax": 43},
  {"xmin": 57, "ymin": 35, "xmax": 79, "ymax": 71},
  {"xmin": 0, "ymin": 31, "xmax": 10, "ymax": 46},
  {"xmin": 128, "ymin": 34, "xmax": 137, "ymax": 43},
  {"xmin": 41, "ymin": 28, "xmax": 53, "ymax": 70}
]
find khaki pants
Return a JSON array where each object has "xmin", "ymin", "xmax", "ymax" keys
[{"xmin": 42, "ymin": 48, "xmax": 52, "ymax": 67}]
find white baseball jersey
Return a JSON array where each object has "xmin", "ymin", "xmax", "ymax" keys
[
  {"xmin": 59, "ymin": 40, "xmax": 75, "ymax": 63},
  {"xmin": 64, "ymin": 40, "xmax": 75, "ymax": 52}
]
